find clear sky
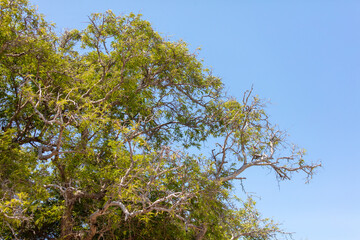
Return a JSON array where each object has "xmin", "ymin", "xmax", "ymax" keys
[{"xmin": 30, "ymin": 0, "xmax": 360, "ymax": 239}]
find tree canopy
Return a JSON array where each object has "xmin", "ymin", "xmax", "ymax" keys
[{"xmin": 0, "ymin": 0, "xmax": 320, "ymax": 239}]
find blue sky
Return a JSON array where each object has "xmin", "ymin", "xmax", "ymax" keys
[{"xmin": 31, "ymin": 1, "xmax": 360, "ymax": 239}]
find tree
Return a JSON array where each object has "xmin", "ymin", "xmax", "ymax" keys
[{"xmin": 0, "ymin": 0, "xmax": 320, "ymax": 239}]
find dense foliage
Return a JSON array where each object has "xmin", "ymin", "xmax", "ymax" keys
[{"xmin": 0, "ymin": 0, "xmax": 320, "ymax": 239}]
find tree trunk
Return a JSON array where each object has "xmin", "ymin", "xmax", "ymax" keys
[
  {"xmin": 61, "ymin": 204, "xmax": 74, "ymax": 239},
  {"xmin": 61, "ymin": 187, "xmax": 76, "ymax": 240},
  {"xmin": 195, "ymin": 224, "xmax": 208, "ymax": 240}
]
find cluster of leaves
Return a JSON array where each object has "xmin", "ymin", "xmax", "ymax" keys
[{"xmin": 0, "ymin": 0, "xmax": 320, "ymax": 239}]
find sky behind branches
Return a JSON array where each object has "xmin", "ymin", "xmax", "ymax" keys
[{"xmin": 31, "ymin": 1, "xmax": 360, "ymax": 239}]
